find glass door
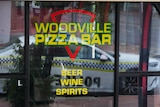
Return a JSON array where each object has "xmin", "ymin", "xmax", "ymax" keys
[
  {"xmin": 0, "ymin": 1, "xmax": 28, "ymax": 107},
  {"xmin": 118, "ymin": 2, "xmax": 160, "ymax": 107},
  {"xmin": 28, "ymin": 1, "xmax": 115, "ymax": 107}
]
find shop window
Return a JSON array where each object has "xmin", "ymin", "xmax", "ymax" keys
[{"xmin": 0, "ymin": 1, "xmax": 26, "ymax": 73}]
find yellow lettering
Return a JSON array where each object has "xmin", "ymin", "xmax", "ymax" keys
[
  {"xmin": 56, "ymin": 88, "xmax": 61, "ymax": 95},
  {"xmin": 69, "ymin": 88, "xmax": 75, "ymax": 95},
  {"xmin": 77, "ymin": 88, "xmax": 82, "ymax": 95},
  {"xmin": 59, "ymin": 23, "xmax": 68, "ymax": 33},
  {"xmin": 104, "ymin": 23, "xmax": 111, "ymax": 33},
  {"xmin": 78, "ymin": 79, "xmax": 83, "ymax": 85},
  {"xmin": 44, "ymin": 34, "xmax": 48, "ymax": 45},
  {"xmin": 60, "ymin": 79, "xmax": 69, "ymax": 86},
  {"xmin": 82, "ymin": 88, "xmax": 88, "ymax": 95},
  {"xmin": 91, "ymin": 34, "xmax": 101, "ymax": 45},
  {"xmin": 56, "ymin": 88, "xmax": 88, "ymax": 96},
  {"xmin": 61, "ymin": 69, "xmax": 83, "ymax": 76},
  {"xmin": 49, "ymin": 23, "xmax": 58, "ymax": 33},
  {"xmin": 58, "ymin": 34, "xmax": 67, "ymax": 45},
  {"xmin": 96, "ymin": 23, "xmax": 103, "ymax": 33},
  {"xmin": 77, "ymin": 23, "xmax": 86, "ymax": 33},
  {"xmin": 102, "ymin": 34, "xmax": 111, "ymax": 45},
  {"xmin": 89, "ymin": 23, "xmax": 96, "ymax": 33},
  {"xmin": 35, "ymin": 22, "xmax": 112, "ymax": 46},
  {"xmin": 61, "ymin": 69, "xmax": 67, "ymax": 76},
  {"xmin": 35, "ymin": 23, "xmax": 49, "ymax": 33},
  {"xmin": 60, "ymin": 79, "xmax": 83, "ymax": 86},
  {"xmin": 35, "ymin": 34, "xmax": 44, "ymax": 45},
  {"xmin": 86, "ymin": 23, "xmax": 89, "ymax": 33},
  {"xmin": 61, "ymin": 89, "xmax": 67, "ymax": 95},
  {"xmin": 77, "ymin": 69, "xmax": 82, "ymax": 76},
  {"xmin": 48, "ymin": 34, "xmax": 57, "ymax": 45},
  {"xmin": 69, "ymin": 23, "xmax": 77, "ymax": 33},
  {"xmin": 81, "ymin": 34, "xmax": 90, "ymax": 45},
  {"xmin": 68, "ymin": 34, "xmax": 78, "ymax": 45},
  {"xmin": 67, "ymin": 70, "xmax": 72, "ymax": 75}
]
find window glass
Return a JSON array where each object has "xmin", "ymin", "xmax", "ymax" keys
[
  {"xmin": 0, "ymin": 78, "xmax": 55, "ymax": 107},
  {"xmin": 31, "ymin": 1, "xmax": 115, "ymax": 98},
  {"xmin": 119, "ymin": 3, "xmax": 142, "ymax": 54},
  {"xmin": 77, "ymin": 45, "xmax": 92, "ymax": 59},
  {"xmin": 118, "ymin": 3, "xmax": 160, "ymax": 107},
  {"xmin": 118, "ymin": 75, "xmax": 160, "ymax": 107},
  {"xmin": 119, "ymin": 3, "xmax": 142, "ymax": 73},
  {"xmin": 0, "ymin": 1, "xmax": 26, "ymax": 73},
  {"xmin": 150, "ymin": 6, "xmax": 160, "ymax": 71}
]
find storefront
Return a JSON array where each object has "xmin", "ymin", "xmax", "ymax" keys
[{"xmin": 0, "ymin": 1, "xmax": 160, "ymax": 107}]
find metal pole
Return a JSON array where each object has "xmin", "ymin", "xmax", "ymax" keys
[
  {"xmin": 139, "ymin": 3, "xmax": 152, "ymax": 107},
  {"xmin": 24, "ymin": 1, "xmax": 30, "ymax": 107},
  {"xmin": 114, "ymin": 3, "xmax": 120, "ymax": 107}
]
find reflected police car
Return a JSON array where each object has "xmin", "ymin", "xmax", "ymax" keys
[
  {"xmin": 0, "ymin": 36, "xmax": 160, "ymax": 95},
  {"xmin": 50, "ymin": 37, "xmax": 160, "ymax": 95}
]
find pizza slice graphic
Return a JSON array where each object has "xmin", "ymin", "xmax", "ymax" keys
[{"xmin": 50, "ymin": 9, "xmax": 96, "ymax": 61}]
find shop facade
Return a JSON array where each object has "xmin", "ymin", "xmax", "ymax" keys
[{"xmin": 0, "ymin": 1, "xmax": 160, "ymax": 107}]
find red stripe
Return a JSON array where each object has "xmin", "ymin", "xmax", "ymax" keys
[
  {"xmin": 142, "ymin": 4, "xmax": 152, "ymax": 97},
  {"xmin": 142, "ymin": 76, "xmax": 147, "ymax": 94},
  {"xmin": 143, "ymin": 4, "xmax": 152, "ymax": 48},
  {"xmin": 142, "ymin": 62, "xmax": 147, "ymax": 71},
  {"xmin": 50, "ymin": 9, "xmax": 96, "ymax": 23},
  {"xmin": 142, "ymin": 62, "xmax": 147, "ymax": 94}
]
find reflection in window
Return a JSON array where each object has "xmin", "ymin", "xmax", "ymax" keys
[
  {"xmin": 0, "ymin": 1, "xmax": 25, "ymax": 73},
  {"xmin": 77, "ymin": 45, "xmax": 92, "ymax": 59},
  {"xmin": 150, "ymin": 6, "xmax": 160, "ymax": 57},
  {"xmin": 119, "ymin": 3, "xmax": 142, "ymax": 54}
]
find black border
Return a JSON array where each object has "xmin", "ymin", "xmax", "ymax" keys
[
  {"xmin": 114, "ymin": 3, "xmax": 120, "ymax": 107},
  {"xmin": 24, "ymin": 2, "xmax": 30, "ymax": 107}
]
